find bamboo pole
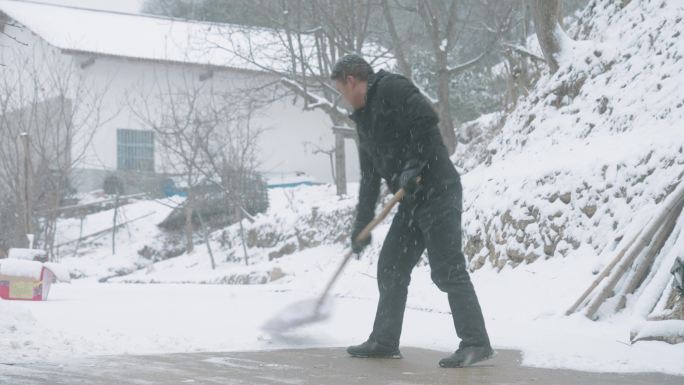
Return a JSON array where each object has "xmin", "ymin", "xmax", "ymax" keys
[
  {"xmin": 565, "ymin": 227, "xmax": 643, "ymax": 315},
  {"xmin": 615, "ymin": 198, "xmax": 684, "ymax": 312},
  {"xmin": 584, "ymin": 181, "xmax": 684, "ymax": 319}
]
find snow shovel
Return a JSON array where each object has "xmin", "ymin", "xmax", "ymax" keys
[{"xmin": 262, "ymin": 186, "xmax": 409, "ymax": 334}]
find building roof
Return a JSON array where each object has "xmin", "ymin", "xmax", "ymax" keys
[{"xmin": 0, "ymin": 0, "xmax": 365, "ymax": 72}]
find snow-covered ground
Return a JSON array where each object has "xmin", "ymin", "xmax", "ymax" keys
[
  {"xmin": 2, "ymin": 182, "xmax": 683, "ymax": 376},
  {"xmin": 2, "ymin": 237, "xmax": 683, "ymax": 375}
]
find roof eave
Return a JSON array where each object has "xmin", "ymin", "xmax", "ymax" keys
[{"xmin": 60, "ymin": 48, "xmax": 273, "ymax": 77}]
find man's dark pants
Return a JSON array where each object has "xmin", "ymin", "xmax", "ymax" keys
[{"xmin": 368, "ymin": 182, "xmax": 490, "ymax": 350}]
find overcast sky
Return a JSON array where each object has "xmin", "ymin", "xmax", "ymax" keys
[{"xmin": 36, "ymin": 0, "xmax": 143, "ymax": 13}]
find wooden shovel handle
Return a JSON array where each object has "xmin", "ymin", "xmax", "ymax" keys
[
  {"xmin": 354, "ymin": 189, "xmax": 405, "ymax": 244},
  {"xmin": 316, "ymin": 181, "xmax": 416, "ymax": 310},
  {"xmin": 355, "ymin": 176, "xmax": 421, "ymax": 243}
]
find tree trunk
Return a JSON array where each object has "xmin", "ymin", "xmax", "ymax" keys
[
  {"xmin": 197, "ymin": 211, "xmax": 215, "ymax": 270},
  {"xmin": 381, "ymin": 0, "xmax": 412, "ymax": 79},
  {"xmin": 532, "ymin": 0, "xmax": 565, "ymax": 74},
  {"xmin": 414, "ymin": 0, "xmax": 462, "ymax": 155},
  {"xmin": 436, "ymin": 71, "xmax": 458, "ymax": 154},
  {"xmin": 237, "ymin": 205, "xmax": 249, "ymax": 266},
  {"xmin": 185, "ymin": 188, "xmax": 194, "ymax": 253},
  {"xmin": 45, "ymin": 192, "xmax": 60, "ymax": 260},
  {"xmin": 334, "ymin": 131, "xmax": 347, "ymax": 196},
  {"xmin": 429, "ymin": 26, "xmax": 456, "ymax": 153}
]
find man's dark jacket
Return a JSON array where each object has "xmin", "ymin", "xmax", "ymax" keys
[{"xmin": 350, "ymin": 70, "xmax": 461, "ymax": 225}]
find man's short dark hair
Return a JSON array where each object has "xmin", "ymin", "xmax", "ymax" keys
[{"xmin": 330, "ymin": 54, "xmax": 374, "ymax": 82}]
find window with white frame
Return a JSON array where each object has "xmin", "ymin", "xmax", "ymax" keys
[{"xmin": 117, "ymin": 129, "xmax": 154, "ymax": 172}]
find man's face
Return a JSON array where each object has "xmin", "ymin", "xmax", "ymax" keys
[{"xmin": 335, "ymin": 76, "xmax": 366, "ymax": 110}]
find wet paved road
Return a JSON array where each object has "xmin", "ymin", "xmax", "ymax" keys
[{"xmin": 1, "ymin": 347, "xmax": 682, "ymax": 385}]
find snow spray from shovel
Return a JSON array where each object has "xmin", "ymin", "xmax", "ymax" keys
[{"xmin": 262, "ymin": 183, "xmax": 411, "ymax": 334}]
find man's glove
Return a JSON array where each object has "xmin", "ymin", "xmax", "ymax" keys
[
  {"xmin": 398, "ymin": 158, "xmax": 426, "ymax": 197},
  {"xmin": 351, "ymin": 219, "xmax": 372, "ymax": 254}
]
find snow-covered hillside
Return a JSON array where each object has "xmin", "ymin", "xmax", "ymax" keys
[{"xmin": 460, "ymin": 0, "xmax": 684, "ymax": 271}]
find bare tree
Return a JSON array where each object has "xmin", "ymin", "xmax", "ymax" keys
[
  {"xmin": 477, "ymin": 0, "xmax": 545, "ymax": 111},
  {"xmin": 380, "ymin": 0, "xmax": 496, "ymax": 154},
  {"xmin": 200, "ymin": 0, "xmax": 392, "ymax": 195},
  {"xmin": 130, "ymin": 67, "xmax": 215, "ymax": 254},
  {"xmin": 531, "ymin": 0, "xmax": 567, "ymax": 74},
  {"xmin": 144, "ymin": 0, "xmax": 589, "ymax": 159},
  {"xmin": 129, "ymin": 66, "xmax": 265, "ymax": 263},
  {"xmin": 304, "ymin": 140, "xmax": 336, "ymax": 182},
  {"xmin": 0, "ymin": 45, "xmax": 110, "ymax": 258}
]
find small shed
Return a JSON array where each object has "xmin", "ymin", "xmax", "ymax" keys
[{"xmin": 0, "ymin": 259, "xmax": 69, "ymax": 301}]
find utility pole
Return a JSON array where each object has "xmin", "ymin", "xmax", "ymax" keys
[
  {"xmin": 112, "ymin": 192, "xmax": 119, "ymax": 255},
  {"xmin": 19, "ymin": 133, "xmax": 33, "ymax": 248}
]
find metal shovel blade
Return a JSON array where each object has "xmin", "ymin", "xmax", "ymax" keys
[{"xmin": 261, "ymin": 297, "xmax": 334, "ymax": 334}]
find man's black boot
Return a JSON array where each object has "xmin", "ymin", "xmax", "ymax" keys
[
  {"xmin": 438, "ymin": 345, "xmax": 494, "ymax": 368},
  {"xmin": 346, "ymin": 340, "xmax": 402, "ymax": 359}
]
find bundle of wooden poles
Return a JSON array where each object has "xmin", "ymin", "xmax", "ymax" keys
[{"xmin": 566, "ymin": 180, "xmax": 684, "ymax": 320}]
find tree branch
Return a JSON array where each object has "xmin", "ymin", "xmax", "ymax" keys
[
  {"xmin": 502, "ymin": 42, "xmax": 546, "ymax": 63},
  {"xmin": 381, "ymin": 0, "xmax": 413, "ymax": 78},
  {"xmin": 447, "ymin": 50, "xmax": 487, "ymax": 75}
]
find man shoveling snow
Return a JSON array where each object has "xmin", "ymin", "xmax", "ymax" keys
[{"xmin": 332, "ymin": 54, "xmax": 493, "ymax": 368}]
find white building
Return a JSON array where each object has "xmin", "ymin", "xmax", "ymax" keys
[{"xmin": 0, "ymin": 0, "xmax": 361, "ymax": 193}]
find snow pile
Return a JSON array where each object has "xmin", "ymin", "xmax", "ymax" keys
[
  {"xmin": 0, "ymin": 300, "xmax": 35, "ymax": 345},
  {"xmin": 7, "ymin": 248, "xmax": 47, "ymax": 261},
  {"xmin": 0, "ymin": 259, "xmax": 69, "ymax": 283},
  {"xmin": 631, "ymin": 320, "xmax": 684, "ymax": 344},
  {"xmin": 0, "ymin": 300, "xmax": 70, "ymax": 360},
  {"xmin": 460, "ymin": 0, "xmax": 684, "ymax": 272},
  {"xmin": 0, "ymin": 259, "xmax": 44, "ymax": 280},
  {"xmin": 43, "ymin": 262, "xmax": 71, "ymax": 283}
]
